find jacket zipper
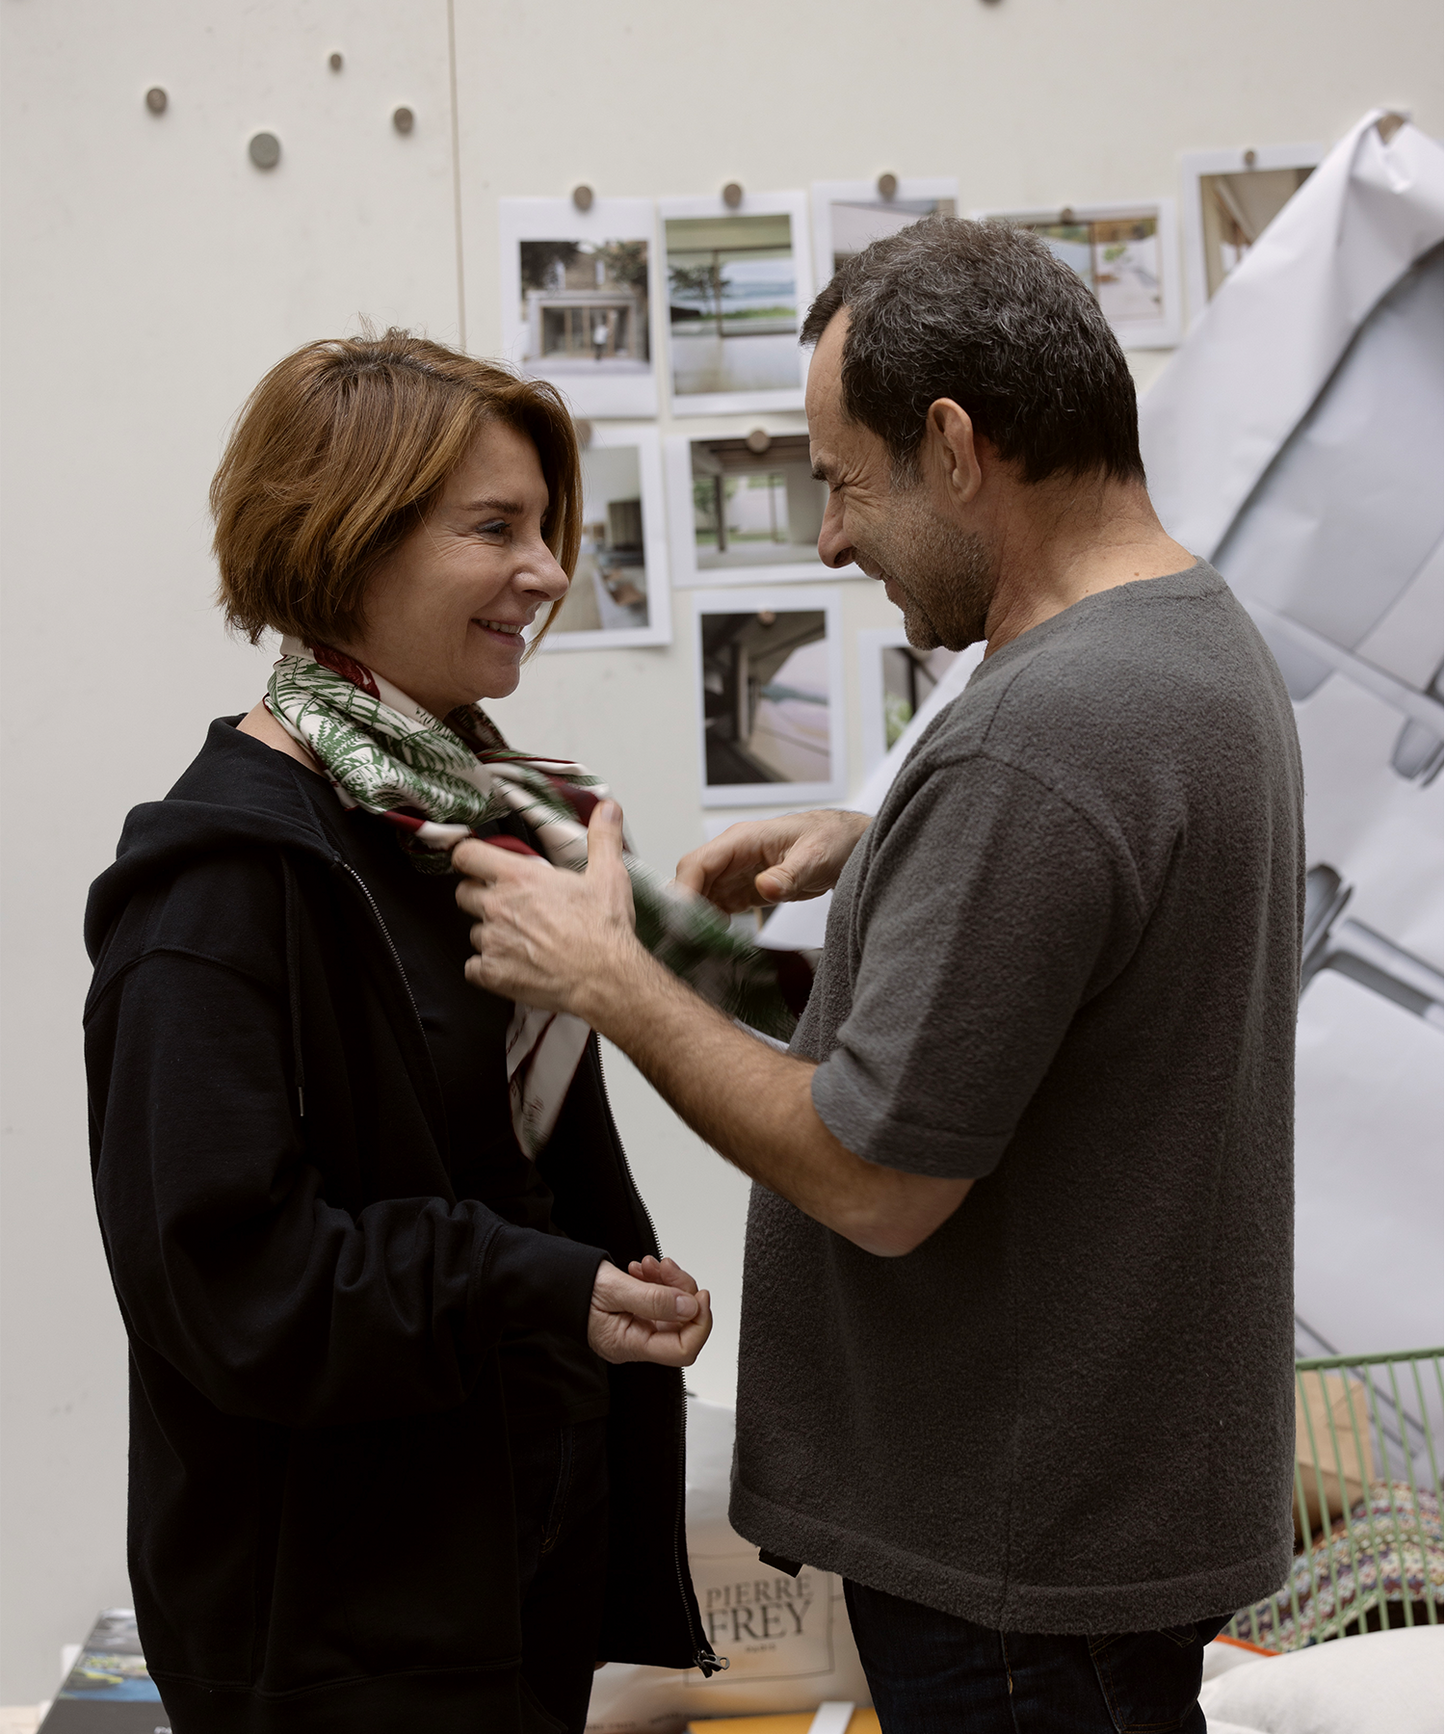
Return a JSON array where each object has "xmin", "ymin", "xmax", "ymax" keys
[
  {"xmin": 336, "ymin": 861, "xmax": 424, "ymax": 1031},
  {"xmin": 592, "ymin": 1042, "xmax": 726, "ymax": 1678}
]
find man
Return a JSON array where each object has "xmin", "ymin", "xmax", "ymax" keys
[{"xmin": 456, "ymin": 217, "xmax": 1302, "ymax": 1731}]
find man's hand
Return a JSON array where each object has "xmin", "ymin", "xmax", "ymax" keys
[
  {"xmin": 674, "ymin": 809, "xmax": 871, "ymax": 913},
  {"xmin": 453, "ymin": 802, "xmax": 642, "ymax": 1018},
  {"xmin": 588, "ymin": 1256, "xmax": 712, "ymax": 1366}
]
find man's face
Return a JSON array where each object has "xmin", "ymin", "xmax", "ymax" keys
[{"xmin": 806, "ymin": 312, "xmax": 994, "ymax": 651}]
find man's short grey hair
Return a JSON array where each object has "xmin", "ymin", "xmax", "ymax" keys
[{"xmin": 802, "ymin": 216, "xmax": 1145, "ymax": 487}]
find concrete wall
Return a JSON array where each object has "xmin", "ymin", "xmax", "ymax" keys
[{"xmin": 2, "ymin": 0, "xmax": 1439, "ymax": 1700}]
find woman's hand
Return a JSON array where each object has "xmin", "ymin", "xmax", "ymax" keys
[
  {"xmin": 673, "ymin": 809, "xmax": 872, "ymax": 913},
  {"xmin": 587, "ymin": 1256, "xmax": 712, "ymax": 1367}
]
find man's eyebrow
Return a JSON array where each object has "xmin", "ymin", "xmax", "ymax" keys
[{"xmin": 810, "ymin": 458, "xmax": 837, "ymax": 484}]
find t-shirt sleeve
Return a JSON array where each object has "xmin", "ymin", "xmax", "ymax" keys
[{"xmin": 811, "ymin": 753, "xmax": 1139, "ymax": 1178}]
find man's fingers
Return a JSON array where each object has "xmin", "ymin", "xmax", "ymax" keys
[
  {"xmin": 673, "ymin": 853, "xmax": 709, "ymax": 896},
  {"xmin": 452, "ymin": 836, "xmax": 534, "ymax": 884}
]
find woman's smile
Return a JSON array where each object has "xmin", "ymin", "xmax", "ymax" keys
[{"xmin": 472, "ymin": 615, "xmax": 530, "ymax": 650}]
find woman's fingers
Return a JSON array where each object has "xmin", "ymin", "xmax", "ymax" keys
[
  {"xmin": 588, "ymin": 1261, "xmax": 712, "ymax": 1366},
  {"xmin": 628, "ymin": 1254, "xmax": 698, "ymax": 1295}
]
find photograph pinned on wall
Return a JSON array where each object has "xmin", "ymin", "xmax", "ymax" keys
[
  {"xmin": 694, "ymin": 588, "xmax": 846, "ymax": 807},
  {"xmin": 975, "ymin": 200, "xmax": 1182, "ymax": 348},
  {"xmin": 537, "ymin": 424, "xmax": 671, "ymax": 651},
  {"xmin": 498, "ymin": 197, "xmax": 659, "ymax": 419},
  {"xmin": 659, "ymin": 191, "xmax": 812, "ymax": 415},
  {"xmin": 1180, "ymin": 144, "xmax": 1322, "ymax": 326},
  {"xmin": 665, "ymin": 429, "xmax": 859, "ymax": 586},
  {"xmin": 856, "ymin": 628, "xmax": 983, "ymax": 781},
  {"xmin": 810, "ymin": 177, "xmax": 959, "ymax": 292}
]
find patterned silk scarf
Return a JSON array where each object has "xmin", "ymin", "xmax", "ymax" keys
[{"xmin": 266, "ymin": 639, "xmax": 807, "ymax": 1155}]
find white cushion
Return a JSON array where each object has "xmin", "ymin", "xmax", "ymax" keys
[{"xmin": 1198, "ymin": 1626, "xmax": 1443, "ymax": 1734}]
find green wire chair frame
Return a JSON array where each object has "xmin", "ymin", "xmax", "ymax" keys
[{"xmin": 1227, "ymin": 1347, "xmax": 1444, "ymax": 1650}]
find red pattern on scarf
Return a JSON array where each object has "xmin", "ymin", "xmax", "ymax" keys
[{"xmin": 311, "ymin": 642, "xmax": 380, "ymax": 699}]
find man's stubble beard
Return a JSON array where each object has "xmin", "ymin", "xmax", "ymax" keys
[{"xmin": 870, "ymin": 487, "xmax": 995, "ymax": 652}]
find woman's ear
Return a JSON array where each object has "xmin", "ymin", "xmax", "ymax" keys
[{"xmin": 925, "ymin": 398, "xmax": 983, "ymax": 509}]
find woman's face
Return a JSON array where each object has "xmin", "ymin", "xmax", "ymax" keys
[{"xmin": 335, "ymin": 419, "xmax": 570, "ymax": 715}]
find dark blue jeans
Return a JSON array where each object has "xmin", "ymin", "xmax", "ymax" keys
[
  {"xmin": 510, "ymin": 1417, "xmax": 610, "ymax": 1734},
  {"xmin": 845, "ymin": 1580, "xmax": 1228, "ymax": 1734}
]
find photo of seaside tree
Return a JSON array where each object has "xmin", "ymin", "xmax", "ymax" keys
[{"xmin": 665, "ymin": 213, "xmax": 800, "ymax": 397}]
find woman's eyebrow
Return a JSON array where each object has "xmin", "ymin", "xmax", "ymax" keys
[{"xmin": 459, "ymin": 496, "xmax": 527, "ymax": 516}]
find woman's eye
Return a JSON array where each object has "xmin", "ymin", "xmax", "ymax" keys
[{"xmin": 477, "ymin": 520, "xmax": 508, "ymax": 537}]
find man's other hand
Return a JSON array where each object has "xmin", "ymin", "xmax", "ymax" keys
[
  {"xmin": 674, "ymin": 809, "xmax": 872, "ymax": 913},
  {"xmin": 587, "ymin": 1257, "xmax": 712, "ymax": 1366}
]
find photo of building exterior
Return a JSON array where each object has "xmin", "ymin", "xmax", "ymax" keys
[{"xmin": 519, "ymin": 238, "xmax": 650, "ymax": 376}]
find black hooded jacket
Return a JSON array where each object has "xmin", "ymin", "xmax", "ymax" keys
[{"xmin": 83, "ymin": 720, "xmax": 719, "ymax": 1732}]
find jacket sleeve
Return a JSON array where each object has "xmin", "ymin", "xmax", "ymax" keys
[{"xmin": 86, "ymin": 942, "xmax": 607, "ymax": 1429}]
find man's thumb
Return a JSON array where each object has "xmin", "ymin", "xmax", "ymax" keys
[
  {"xmin": 755, "ymin": 861, "xmax": 796, "ymax": 902},
  {"xmin": 586, "ymin": 799, "xmax": 625, "ymax": 867}
]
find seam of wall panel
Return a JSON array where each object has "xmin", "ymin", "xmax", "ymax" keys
[{"xmin": 446, "ymin": 0, "xmax": 467, "ymax": 350}]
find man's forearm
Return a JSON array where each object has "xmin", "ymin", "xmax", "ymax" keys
[{"xmin": 576, "ymin": 942, "xmax": 969, "ymax": 1256}]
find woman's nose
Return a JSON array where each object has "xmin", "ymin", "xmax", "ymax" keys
[{"xmin": 520, "ymin": 545, "xmax": 571, "ymax": 601}]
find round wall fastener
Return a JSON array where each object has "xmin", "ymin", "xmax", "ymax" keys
[
  {"xmin": 745, "ymin": 427, "xmax": 772, "ymax": 455},
  {"xmin": 145, "ymin": 87, "xmax": 168, "ymax": 115},
  {"xmin": 572, "ymin": 184, "xmax": 594, "ymax": 212},
  {"xmin": 573, "ymin": 418, "xmax": 593, "ymax": 449},
  {"xmin": 722, "ymin": 181, "xmax": 743, "ymax": 209},
  {"xmin": 393, "ymin": 106, "xmax": 415, "ymax": 135},
  {"xmin": 1059, "ymin": 205, "xmax": 1075, "ymax": 224},
  {"xmin": 876, "ymin": 172, "xmax": 898, "ymax": 201},
  {"xmin": 328, "ymin": 51, "xmax": 343, "ymax": 72},
  {"xmin": 1243, "ymin": 148, "xmax": 1258, "ymax": 168},
  {"xmin": 248, "ymin": 131, "xmax": 281, "ymax": 170}
]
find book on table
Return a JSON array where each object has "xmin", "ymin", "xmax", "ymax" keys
[{"xmin": 38, "ymin": 1611, "xmax": 168, "ymax": 1734}]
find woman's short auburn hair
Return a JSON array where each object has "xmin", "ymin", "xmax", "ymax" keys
[{"xmin": 211, "ymin": 329, "xmax": 582, "ymax": 646}]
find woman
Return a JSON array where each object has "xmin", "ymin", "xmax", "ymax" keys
[{"xmin": 83, "ymin": 333, "xmax": 798, "ymax": 1732}]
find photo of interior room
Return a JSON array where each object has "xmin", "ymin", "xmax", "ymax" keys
[
  {"xmin": 812, "ymin": 180, "xmax": 958, "ymax": 286},
  {"xmin": 687, "ymin": 432, "xmax": 824, "ymax": 574},
  {"xmin": 540, "ymin": 429, "xmax": 670, "ymax": 650},
  {"xmin": 698, "ymin": 605, "xmax": 834, "ymax": 794},
  {"xmin": 547, "ymin": 445, "xmax": 648, "ymax": 634},
  {"xmin": 879, "ymin": 643, "xmax": 960, "ymax": 754},
  {"xmin": 1198, "ymin": 165, "xmax": 1318, "ymax": 306},
  {"xmin": 664, "ymin": 211, "xmax": 801, "ymax": 400},
  {"xmin": 982, "ymin": 201, "xmax": 1181, "ymax": 345}
]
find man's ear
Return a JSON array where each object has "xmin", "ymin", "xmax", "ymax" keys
[{"xmin": 924, "ymin": 398, "xmax": 983, "ymax": 509}]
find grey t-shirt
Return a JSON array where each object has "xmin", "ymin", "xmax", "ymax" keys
[{"xmin": 730, "ymin": 563, "xmax": 1303, "ymax": 1635}]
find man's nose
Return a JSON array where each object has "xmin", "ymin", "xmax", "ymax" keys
[{"xmin": 816, "ymin": 497, "xmax": 856, "ymax": 570}]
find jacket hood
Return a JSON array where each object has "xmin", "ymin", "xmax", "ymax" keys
[{"xmin": 86, "ymin": 719, "xmax": 339, "ymax": 963}]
